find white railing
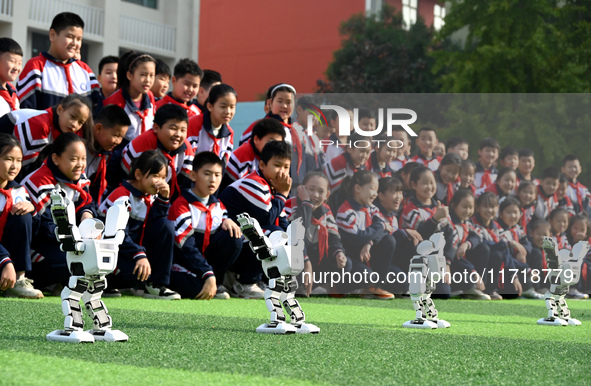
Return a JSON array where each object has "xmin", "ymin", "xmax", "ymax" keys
[
  {"xmin": 0, "ymin": 0, "xmax": 12, "ymax": 17},
  {"xmin": 29, "ymin": 0, "xmax": 104, "ymax": 38},
  {"xmin": 119, "ymin": 15, "xmax": 175, "ymax": 53}
]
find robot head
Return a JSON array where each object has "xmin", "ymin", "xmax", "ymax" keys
[{"xmin": 79, "ymin": 218, "xmax": 105, "ymax": 239}]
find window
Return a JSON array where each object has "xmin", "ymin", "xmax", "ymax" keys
[
  {"xmin": 365, "ymin": 0, "xmax": 383, "ymax": 18},
  {"xmin": 434, "ymin": 3, "xmax": 446, "ymax": 31},
  {"xmin": 31, "ymin": 32, "xmax": 88, "ymax": 63},
  {"xmin": 122, "ymin": 0, "xmax": 157, "ymax": 9},
  {"xmin": 402, "ymin": 0, "xmax": 418, "ymax": 30}
]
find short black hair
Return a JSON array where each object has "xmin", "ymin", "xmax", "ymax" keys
[
  {"xmin": 518, "ymin": 148, "xmax": 534, "ymax": 158},
  {"xmin": 200, "ymin": 69, "xmax": 222, "ymax": 90},
  {"xmin": 499, "ymin": 196, "xmax": 520, "ymax": 214},
  {"xmin": 50, "ymin": 12, "xmax": 84, "ymax": 34},
  {"xmin": 192, "ymin": 151, "xmax": 223, "ymax": 172},
  {"xmin": 449, "ymin": 188, "xmax": 475, "ymax": 209},
  {"xmin": 500, "ymin": 145, "xmax": 518, "ymax": 160},
  {"xmin": 95, "ymin": 104, "xmax": 131, "ymax": 128},
  {"xmin": 479, "ymin": 137, "xmax": 499, "ymax": 150},
  {"xmin": 130, "ymin": 150, "xmax": 167, "ymax": 178},
  {"xmin": 154, "ymin": 103, "xmax": 188, "ymax": 127},
  {"xmin": 98, "ymin": 55, "xmax": 118, "ymax": 75},
  {"xmin": 260, "ymin": 140, "xmax": 291, "ymax": 164},
  {"xmin": 541, "ymin": 166, "xmax": 560, "ymax": 181},
  {"xmin": 417, "ymin": 127, "xmax": 437, "ymax": 138},
  {"xmin": 0, "ymin": 38, "xmax": 23, "ymax": 56},
  {"xmin": 378, "ymin": 176, "xmax": 403, "ymax": 193},
  {"xmin": 173, "ymin": 58, "xmax": 203, "ymax": 79},
  {"xmin": 155, "ymin": 58, "xmax": 171, "ymax": 78},
  {"xmin": 252, "ymin": 119, "xmax": 286, "ymax": 140},
  {"xmin": 440, "ymin": 152, "xmax": 462, "ymax": 168},
  {"xmin": 529, "ymin": 218, "xmax": 551, "ymax": 234},
  {"xmin": 357, "ymin": 107, "xmax": 374, "ymax": 120},
  {"xmin": 461, "ymin": 158, "xmax": 476, "ymax": 171},
  {"xmin": 562, "ymin": 154, "xmax": 578, "ymax": 166},
  {"xmin": 445, "ymin": 136, "xmax": 467, "ymax": 150},
  {"xmin": 548, "ymin": 207, "xmax": 569, "ymax": 221},
  {"xmin": 476, "ymin": 191, "xmax": 499, "ymax": 208},
  {"xmin": 496, "ymin": 166, "xmax": 517, "ymax": 181}
]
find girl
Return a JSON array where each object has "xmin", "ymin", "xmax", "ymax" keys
[
  {"xmin": 567, "ymin": 214, "xmax": 591, "ymax": 297},
  {"xmin": 103, "ymin": 52, "xmax": 157, "ymax": 144},
  {"xmin": 435, "ymin": 152, "xmax": 462, "ymax": 206},
  {"xmin": 395, "ymin": 161, "xmax": 420, "ymax": 203},
  {"xmin": 516, "ymin": 180, "xmax": 537, "ymax": 232},
  {"xmin": 187, "ymin": 84, "xmax": 236, "ymax": 166},
  {"xmin": 457, "ymin": 158, "xmax": 476, "ymax": 195},
  {"xmin": 0, "ymin": 134, "xmax": 42, "ymax": 298},
  {"xmin": 556, "ymin": 174, "xmax": 575, "ymax": 216},
  {"xmin": 366, "ymin": 135, "xmax": 396, "ymax": 178},
  {"xmin": 8, "ymin": 93, "xmax": 93, "ymax": 178},
  {"xmin": 335, "ymin": 170, "xmax": 395, "ymax": 299},
  {"xmin": 99, "ymin": 150, "xmax": 179, "ymax": 300},
  {"xmin": 476, "ymin": 167, "xmax": 516, "ymax": 202},
  {"xmin": 22, "ymin": 133, "xmax": 96, "ymax": 289},
  {"xmin": 548, "ymin": 208, "xmax": 571, "ymax": 250}
]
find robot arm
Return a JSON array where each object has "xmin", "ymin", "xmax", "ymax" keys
[
  {"xmin": 103, "ymin": 197, "xmax": 131, "ymax": 244},
  {"xmin": 50, "ymin": 186, "xmax": 84, "ymax": 254},
  {"xmin": 237, "ymin": 213, "xmax": 275, "ymax": 261}
]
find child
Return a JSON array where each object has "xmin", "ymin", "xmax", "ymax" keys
[
  {"xmin": 156, "ymin": 58, "xmax": 203, "ymax": 117},
  {"xmin": 168, "ymin": 151, "xmax": 243, "ymax": 300},
  {"xmin": 525, "ymin": 219, "xmax": 551, "ymax": 293},
  {"xmin": 516, "ymin": 148, "xmax": 539, "ymax": 186},
  {"xmin": 22, "ymin": 133, "xmax": 96, "ymax": 289},
  {"xmin": 534, "ymin": 166, "xmax": 559, "ymax": 220},
  {"xmin": 445, "ymin": 136, "xmax": 469, "ymax": 160},
  {"xmin": 187, "ymin": 84, "xmax": 235, "ymax": 165},
  {"xmin": 86, "ymin": 105, "xmax": 131, "ymax": 204},
  {"xmin": 356, "ymin": 108, "xmax": 376, "ymax": 132},
  {"xmin": 323, "ymin": 104, "xmax": 353, "ymax": 164},
  {"xmin": 396, "ymin": 161, "xmax": 421, "ymax": 201},
  {"xmin": 195, "ymin": 69, "xmax": 222, "ymax": 111},
  {"xmin": 120, "ymin": 104, "xmax": 193, "ymax": 200},
  {"xmin": 365, "ymin": 134, "xmax": 396, "ymax": 178},
  {"xmin": 548, "ymin": 208, "xmax": 571, "ymax": 250},
  {"xmin": 555, "ymin": 173, "xmax": 575, "ymax": 216},
  {"xmin": 474, "ymin": 137, "xmax": 499, "ymax": 189},
  {"xmin": 151, "ymin": 58, "xmax": 171, "ymax": 100},
  {"xmin": 292, "ymin": 96, "xmax": 324, "ymax": 180},
  {"xmin": 335, "ymin": 170, "xmax": 395, "ymax": 299},
  {"xmin": 410, "ymin": 127, "xmax": 441, "ymax": 171},
  {"xmin": 457, "ymin": 158, "xmax": 476, "ymax": 194},
  {"xmin": 221, "ymin": 118, "xmax": 285, "ymax": 192},
  {"xmin": 566, "ymin": 214, "xmax": 591, "ymax": 297},
  {"xmin": 103, "ymin": 52, "xmax": 157, "ymax": 143},
  {"xmin": 476, "ymin": 167, "xmax": 516, "ymax": 202},
  {"xmin": 16, "ymin": 12, "xmax": 100, "ymax": 111},
  {"xmin": 499, "ymin": 146, "xmax": 519, "ymax": 170},
  {"xmin": 0, "ymin": 134, "xmax": 42, "ymax": 298},
  {"xmin": 218, "ymin": 140, "xmax": 292, "ymax": 299},
  {"xmin": 433, "ymin": 142, "xmax": 446, "ymax": 158},
  {"xmin": 389, "ymin": 127, "xmax": 410, "ymax": 172},
  {"xmin": 434, "ymin": 152, "xmax": 461, "ymax": 206},
  {"xmin": 516, "ymin": 180, "xmax": 538, "ymax": 232},
  {"xmin": 100, "ymin": 150, "xmax": 180, "ymax": 300},
  {"xmin": 97, "ymin": 55, "xmax": 118, "ymax": 99},
  {"xmin": 0, "ymin": 38, "xmax": 22, "ymax": 117},
  {"xmin": 10, "ymin": 93, "xmax": 93, "ymax": 178},
  {"xmin": 561, "ymin": 154, "xmax": 590, "ymax": 216}
]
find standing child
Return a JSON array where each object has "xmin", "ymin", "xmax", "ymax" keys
[
  {"xmin": 434, "ymin": 152, "xmax": 462, "ymax": 206},
  {"xmin": 0, "ymin": 38, "xmax": 22, "ymax": 117},
  {"xmin": 156, "ymin": 58, "xmax": 203, "ymax": 117},
  {"xmin": 16, "ymin": 12, "xmax": 100, "ymax": 111},
  {"xmin": 474, "ymin": 137, "xmax": 499, "ymax": 189},
  {"xmin": 0, "ymin": 134, "xmax": 42, "ymax": 298},
  {"xmin": 476, "ymin": 167, "xmax": 516, "ymax": 202},
  {"xmin": 445, "ymin": 136, "xmax": 469, "ymax": 160},
  {"xmin": 410, "ymin": 127, "xmax": 442, "ymax": 171},
  {"xmin": 535, "ymin": 167, "xmax": 560, "ymax": 220},
  {"xmin": 100, "ymin": 150, "xmax": 179, "ymax": 300},
  {"xmin": 561, "ymin": 154, "xmax": 590, "ymax": 216},
  {"xmin": 499, "ymin": 146, "xmax": 519, "ymax": 170},
  {"xmin": 150, "ymin": 58, "xmax": 171, "ymax": 101},
  {"xmin": 456, "ymin": 159, "xmax": 476, "ymax": 195},
  {"xmin": 365, "ymin": 134, "xmax": 396, "ymax": 178},
  {"xmin": 516, "ymin": 148, "xmax": 539, "ymax": 186},
  {"xmin": 96, "ymin": 55, "xmax": 118, "ymax": 99},
  {"xmin": 516, "ymin": 180, "xmax": 538, "ymax": 232}
]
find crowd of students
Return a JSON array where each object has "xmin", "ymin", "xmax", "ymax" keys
[{"xmin": 1, "ymin": 11, "xmax": 590, "ymax": 303}]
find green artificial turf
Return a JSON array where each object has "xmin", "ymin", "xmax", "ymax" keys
[{"xmin": 1, "ymin": 296, "xmax": 591, "ymax": 385}]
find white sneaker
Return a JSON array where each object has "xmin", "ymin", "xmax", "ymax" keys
[
  {"xmin": 310, "ymin": 286, "xmax": 328, "ymax": 296},
  {"xmin": 214, "ymin": 285, "xmax": 231, "ymax": 299},
  {"xmin": 232, "ymin": 282, "xmax": 265, "ymax": 299},
  {"xmin": 4, "ymin": 278, "xmax": 43, "ymax": 299},
  {"xmin": 462, "ymin": 287, "xmax": 491, "ymax": 300},
  {"xmin": 521, "ymin": 287, "xmax": 545, "ymax": 299},
  {"xmin": 143, "ymin": 283, "xmax": 181, "ymax": 300}
]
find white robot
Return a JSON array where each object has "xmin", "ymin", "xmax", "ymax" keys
[
  {"xmin": 237, "ymin": 213, "xmax": 319, "ymax": 334},
  {"xmin": 46, "ymin": 186, "xmax": 131, "ymax": 343},
  {"xmin": 537, "ymin": 237, "xmax": 589, "ymax": 326},
  {"xmin": 403, "ymin": 233, "xmax": 450, "ymax": 329}
]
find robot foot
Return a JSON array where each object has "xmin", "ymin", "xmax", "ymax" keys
[
  {"xmin": 537, "ymin": 318, "xmax": 568, "ymax": 326},
  {"xmin": 87, "ymin": 329, "xmax": 129, "ymax": 342},
  {"xmin": 431, "ymin": 319, "xmax": 451, "ymax": 329},
  {"xmin": 402, "ymin": 319, "xmax": 438, "ymax": 329},
  {"xmin": 566, "ymin": 318, "xmax": 582, "ymax": 326},
  {"xmin": 292, "ymin": 322, "xmax": 320, "ymax": 334},
  {"xmin": 46, "ymin": 329, "xmax": 95, "ymax": 343},
  {"xmin": 256, "ymin": 322, "xmax": 298, "ymax": 334}
]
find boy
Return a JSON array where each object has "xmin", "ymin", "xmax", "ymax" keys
[
  {"xmin": 87, "ymin": 104, "xmax": 131, "ymax": 204},
  {"xmin": 323, "ymin": 105, "xmax": 353, "ymax": 164},
  {"xmin": 561, "ymin": 154, "xmax": 590, "ymax": 216},
  {"xmin": 555, "ymin": 173, "xmax": 575, "ymax": 216},
  {"xmin": 195, "ymin": 69, "xmax": 221, "ymax": 111},
  {"xmin": 525, "ymin": 219, "xmax": 551, "ymax": 292},
  {"xmin": 499, "ymin": 146, "xmax": 519, "ymax": 170},
  {"xmin": 156, "ymin": 58, "xmax": 203, "ymax": 117},
  {"xmin": 168, "ymin": 151, "xmax": 243, "ymax": 300},
  {"xmin": 324, "ymin": 132, "xmax": 370, "ymax": 192},
  {"xmin": 16, "ymin": 12, "xmax": 100, "ymax": 111},
  {"xmin": 410, "ymin": 127, "xmax": 442, "ymax": 171},
  {"xmin": 218, "ymin": 140, "xmax": 292, "ymax": 298},
  {"xmin": 535, "ymin": 167, "xmax": 560, "ymax": 220},
  {"xmin": 221, "ymin": 118, "xmax": 286, "ymax": 192},
  {"xmin": 389, "ymin": 127, "xmax": 410, "ymax": 172},
  {"xmin": 357, "ymin": 107, "xmax": 376, "ymax": 132},
  {"xmin": 0, "ymin": 38, "xmax": 22, "ymax": 117},
  {"xmin": 445, "ymin": 136, "xmax": 469, "ymax": 160},
  {"xmin": 474, "ymin": 137, "xmax": 499, "ymax": 189},
  {"xmin": 97, "ymin": 55, "xmax": 118, "ymax": 99},
  {"xmin": 120, "ymin": 104, "xmax": 194, "ymax": 199},
  {"xmin": 151, "ymin": 59, "xmax": 171, "ymax": 100},
  {"xmin": 516, "ymin": 148, "xmax": 539, "ymax": 186}
]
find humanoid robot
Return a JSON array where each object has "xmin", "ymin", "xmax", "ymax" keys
[
  {"xmin": 403, "ymin": 232, "xmax": 450, "ymax": 329},
  {"xmin": 46, "ymin": 186, "xmax": 131, "ymax": 343},
  {"xmin": 236, "ymin": 213, "xmax": 319, "ymax": 334},
  {"xmin": 537, "ymin": 237, "xmax": 588, "ymax": 326}
]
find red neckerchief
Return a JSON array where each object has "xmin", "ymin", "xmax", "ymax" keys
[
  {"xmin": 0, "ymin": 187, "xmax": 12, "ymax": 240},
  {"xmin": 53, "ymin": 61, "xmax": 75, "ymax": 94},
  {"xmin": 311, "ymin": 217, "xmax": 328, "ymax": 263},
  {"xmin": 135, "ymin": 108, "xmax": 148, "ymax": 136},
  {"xmin": 481, "ymin": 169, "xmax": 493, "ymax": 188},
  {"xmin": 161, "ymin": 152, "xmax": 180, "ymax": 198},
  {"xmin": 568, "ymin": 180, "xmax": 584, "ymax": 213},
  {"xmin": 446, "ymin": 182, "xmax": 454, "ymax": 205},
  {"xmin": 63, "ymin": 181, "xmax": 93, "ymax": 212},
  {"xmin": 0, "ymin": 84, "xmax": 18, "ymax": 110},
  {"xmin": 93, "ymin": 153, "xmax": 107, "ymax": 205},
  {"xmin": 191, "ymin": 200, "xmax": 216, "ymax": 252},
  {"xmin": 139, "ymin": 195, "xmax": 152, "ymax": 246}
]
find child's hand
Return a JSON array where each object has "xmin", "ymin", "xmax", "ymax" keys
[
  {"xmin": 155, "ymin": 180, "xmax": 170, "ymax": 199},
  {"xmin": 0, "ymin": 263, "xmax": 16, "ymax": 290},
  {"xmin": 303, "ymin": 260, "xmax": 313, "ymax": 297},
  {"xmin": 405, "ymin": 229, "xmax": 423, "ymax": 246},
  {"xmin": 133, "ymin": 257, "xmax": 151, "ymax": 282},
  {"xmin": 513, "ymin": 277, "xmax": 523, "ymax": 296},
  {"xmin": 80, "ymin": 211, "xmax": 93, "ymax": 222},
  {"xmin": 196, "ymin": 276, "xmax": 217, "ymax": 300},
  {"xmin": 297, "ymin": 185, "xmax": 310, "ymax": 202},
  {"xmin": 222, "ymin": 219, "xmax": 242, "ymax": 238},
  {"xmin": 335, "ymin": 252, "xmax": 347, "ymax": 269},
  {"xmin": 360, "ymin": 243, "xmax": 371, "ymax": 264},
  {"xmin": 511, "ymin": 241, "xmax": 527, "ymax": 263},
  {"xmin": 433, "ymin": 202, "xmax": 449, "ymax": 222},
  {"xmin": 11, "ymin": 201, "xmax": 34, "ymax": 216},
  {"xmin": 456, "ymin": 242, "xmax": 469, "ymax": 259},
  {"xmin": 271, "ymin": 169, "xmax": 292, "ymax": 197}
]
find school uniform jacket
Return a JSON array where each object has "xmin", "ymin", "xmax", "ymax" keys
[
  {"xmin": 449, "ymin": 212, "xmax": 481, "ymax": 251},
  {"xmin": 410, "ymin": 153, "xmax": 441, "ymax": 172},
  {"xmin": 103, "ymin": 88, "xmax": 156, "ymax": 142},
  {"xmin": 224, "ymin": 139, "xmax": 261, "ymax": 185},
  {"xmin": 323, "ymin": 132, "xmax": 345, "ymax": 165},
  {"xmin": 557, "ymin": 195, "xmax": 576, "ymax": 216},
  {"xmin": 474, "ymin": 162, "xmax": 498, "ymax": 190},
  {"xmin": 323, "ymin": 152, "xmax": 364, "ymax": 192},
  {"xmin": 16, "ymin": 52, "xmax": 100, "ymax": 111},
  {"xmin": 566, "ymin": 179, "xmax": 590, "ymax": 215},
  {"xmin": 389, "ymin": 155, "xmax": 408, "ymax": 172},
  {"xmin": 0, "ymin": 82, "xmax": 19, "ymax": 117},
  {"xmin": 515, "ymin": 170, "xmax": 540, "ymax": 187},
  {"xmin": 366, "ymin": 150, "xmax": 393, "ymax": 178},
  {"xmin": 435, "ymin": 171, "xmax": 454, "ymax": 206},
  {"xmin": 336, "ymin": 197, "xmax": 388, "ymax": 250},
  {"xmin": 187, "ymin": 110, "xmax": 233, "ymax": 165},
  {"xmin": 156, "ymin": 93, "xmax": 201, "ymax": 118},
  {"xmin": 86, "ymin": 148, "xmax": 111, "ymax": 204},
  {"xmin": 401, "ymin": 196, "xmax": 451, "ymax": 240},
  {"xmin": 534, "ymin": 185, "xmax": 558, "ymax": 220},
  {"xmin": 520, "ymin": 202, "xmax": 538, "ymax": 232},
  {"xmin": 0, "ymin": 180, "xmax": 32, "ymax": 268}
]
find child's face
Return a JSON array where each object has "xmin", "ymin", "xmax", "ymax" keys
[
  {"xmin": 253, "ymin": 133, "xmax": 283, "ymax": 153},
  {"xmin": 416, "ymin": 130, "xmax": 436, "ymax": 156},
  {"xmin": 270, "ymin": 91, "xmax": 294, "ymax": 122},
  {"xmin": 449, "ymin": 143, "xmax": 469, "ymax": 160},
  {"xmin": 191, "ymin": 162, "xmax": 223, "ymax": 197},
  {"xmin": 477, "ymin": 203, "xmax": 498, "ymax": 224},
  {"xmin": 531, "ymin": 225, "xmax": 550, "ymax": 248},
  {"xmin": 128, "ymin": 62, "xmax": 156, "ymax": 96},
  {"xmin": 358, "ymin": 117, "xmax": 375, "ymax": 132},
  {"xmin": 136, "ymin": 165, "xmax": 167, "ymax": 195},
  {"xmin": 153, "ymin": 119, "xmax": 188, "ymax": 151},
  {"xmin": 49, "ymin": 26, "xmax": 83, "ymax": 61},
  {"xmin": 207, "ymin": 93, "xmax": 236, "ymax": 127},
  {"xmin": 478, "ymin": 146, "xmax": 498, "ymax": 167},
  {"xmin": 500, "ymin": 204, "xmax": 521, "ymax": 228},
  {"xmin": 378, "ymin": 188, "xmax": 403, "ymax": 213},
  {"xmin": 354, "ymin": 176, "xmax": 378, "ymax": 206},
  {"xmin": 453, "ymin": 195, "xmax": 475, "ymax": 222},
  {"xmin": 562, "ymin": 160, "xmax": 581, "ymax": 181},
  {"xmin": 0, "ymin": 52, "xmax": 22, "ymax": 83},
  {"xmin": 432, "ymin": 143, "xmax": 445, "ymax": 158},
  {"xmin": 391, "ymin": 131, "xmax": 408, "ymax": 158},
  {"xmin": 570, "ymin": 219, "xmax": 588, "ymax": 243},
  {"xmin": 347, "ymin": 147, "xmax": 371, "ymax": 168},
  {"xmin": 518, "ymin": 156, "xmax": 535, "ymax": 175},
  {"xmin": 550, "ymin": 213, "xmax": 569, "ymax": 234},
  {"xmin": 0, "ymin": 146, "xmax": 22, "ymax": 184},
  {"xmin": 151, "ymin": 74, "xmax": 170, "ymax": 98},
  {"xmin": 197, "ymin": 82, "xmax": 220, "ymax": 106},
  {"xmin": 540, "ymin": 177, "xmax": 558, "ymax": 197},
  {"xmin": 518, "ymin": 185, "xmax": 537, "ymax": 206},
  {"xmin": 94, "ymin": 124, "xmax": 128, "ymax": 152},
  {"xmin": 172, "ymin": 74, "xmax": 201, "ymax": 103},
  {"xmin": 304, "ymin": 175, "xmax": 329, "ymax": 209},
  {"xmin": 440, "ymin": 164, "xmax": 460, "ymax": 185},
  {"xmin": 501, "ymin": 154, "xmax": 519, "ymax": 170},
  {"xmin": 376, "ymin": 145, "xmax": 396, "ymax": 164},
  {"xmin": 98, "ymin": 63, "xmax": 118, "ymax": 97},
  {"xmin": 57, "ymin": 103, "xmax": 90, "ymax": 134},
  {"xmin": 330, "ymin": 110, "xmax": 354, "ymax": 136},
  {"xmin": 411, "ymin": 170, "xmax": 437, "ymax": 203},
  {"xmin": 459, "ymin": 165, "xmax": 475, "ymax": 188},
  {"xmin": 555, "ymin": 181, "xmax": 568, "ymax": 200},
  {"xmin": 259, "ymin": 156, "xmax": 291, "ymax": 186},
  {"xmin": 52, "ymin": 141, "xmax": 86, "ymax": 181},
  {"xmin": 497, "ymin": 171, "xmax": 516, "ymax": 195}
]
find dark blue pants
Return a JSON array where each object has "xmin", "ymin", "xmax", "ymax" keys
[
  {"xmin": 1, "ymin": 212, "xmax": 33, "ymax": 272},
  {"xmin": 168, "ymin": 269, "xmax": 206, "ymax": 299},
  {"xmin": 203, "ymin": 230, "xmax": 243, "ymax": 284}
]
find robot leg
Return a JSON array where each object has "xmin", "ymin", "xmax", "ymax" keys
[
  {"xmin": 256, "ymin": 278, "xmax": 297, "ymax": 334},
  {"xmin": 280, "ymin": 276, "xmax": 319, "ymax": 334},
  {"xmin": 82, "ymin": 277, "xmax": 128, "ymax": 342}
]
